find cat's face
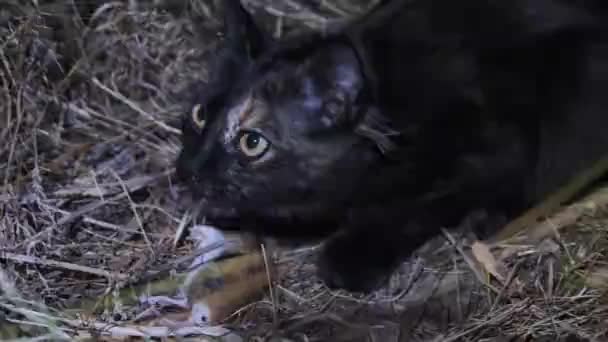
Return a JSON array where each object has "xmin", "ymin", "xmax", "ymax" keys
[
  {"xmin": 176, "ymin": 41, "xmax": 383, "ymax": 238},
  {"xmin": 175, "ymin": 2, "xmax": 396, "ymax": 238}
]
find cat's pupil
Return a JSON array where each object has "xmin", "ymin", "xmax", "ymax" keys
[{"xmin": 246, "ymin": 134, "xmax": 260, "ymax": 149}]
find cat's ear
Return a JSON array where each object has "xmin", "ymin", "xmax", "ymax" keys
[
  {"xmin": 208, "ymin": 1, "xmax": 275, "ymax": 86},
  {"xmin": 221, "ymin": 1, "xmax": 274, "ymax": 61},
  {"xmin": 189, "ymin": 1, "xmax": 275, "ymax": 116},
  {"xmin": 327, "ymin": 45, "xmax": 364, "ymax": 100},
  {"xmin": 306, "ymin": 44, "xmax": 365, "ymax": 126}
]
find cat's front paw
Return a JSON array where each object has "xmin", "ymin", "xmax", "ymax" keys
[{"xmin": 315, "ymin": 234, "xmax": 395, "ymax": 293}]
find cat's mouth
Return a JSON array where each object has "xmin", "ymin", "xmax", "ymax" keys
[
  {"xmin": 173, "ymin": 174, "xmax": 346, "ymax": 240},
  {"xmin": 184, "ymin": 197, "xmax": 344, "ymax": 241}
]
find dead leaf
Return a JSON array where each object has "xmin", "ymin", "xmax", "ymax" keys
[
  {"xmin": 586, "ymin": 267, "xmax": 608, "ymax": 289},
  {"xmin": 471, "ymin": 241, "xmax": 507, "ymax": 284}
]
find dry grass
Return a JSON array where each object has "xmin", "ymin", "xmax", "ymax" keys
[{"xmin": 1, "ymin": 1, "xmax": 608, "ymax": 341}]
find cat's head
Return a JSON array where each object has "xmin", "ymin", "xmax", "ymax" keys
[{"xmin": 176, "ymin": 1, "xmax": 394, "ymax": 239}]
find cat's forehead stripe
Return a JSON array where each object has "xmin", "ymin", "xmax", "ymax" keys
[
  {"xmin": 223, "ymin": 93, "xmax": 255, "ymax": 144},
  {"xmin": 238, "ymin": 95, "xmax": 254, "ymax": 124},
  {"xmin": 224, "ymin": 100, "xmax": 245, "ymax": 144}
]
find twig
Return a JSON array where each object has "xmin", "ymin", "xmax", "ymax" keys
[
  {"xmin": 0, "ymin": 252, "xmax": 128, "ymax": 281},
  {"xmin": 15, "ymin": 191, "xmax": 129, "ymax": 249},
  {"xmin": 442, "ymin": 299, "xmax": 531, "ymax": 342},
  {"xmin": 261, "ymin": 243, "xmax": 278, "ymax": 326},
  {"xmin": 109, "ymin": 169, "xmax": 154, "ymax": 255},
  {"xmin": 91, "ymin": 77, "xmax": 181, "ymax": 135}
]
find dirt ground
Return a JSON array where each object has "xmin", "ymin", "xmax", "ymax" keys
[{"xmin": 1, "ymin": 1, "xmax": 608, "ymax": 341}]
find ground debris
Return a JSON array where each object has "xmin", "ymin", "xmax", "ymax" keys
[{"xmin": 1, "ymin": 1, "xmax": 608, "ymax": 341}]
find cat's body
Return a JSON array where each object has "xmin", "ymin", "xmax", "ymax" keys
[{"xmin": 176, "ymin": 0, "xmax": 608, "ymax": 292}]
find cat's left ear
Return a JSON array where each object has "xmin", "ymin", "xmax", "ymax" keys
[
  {"xmin": 306, "ymin": 43, "xmax": 365, "ymax": 126},
  {"xmin": 322, "ymin": 44, "xmax": 364, "ymax": 99}
]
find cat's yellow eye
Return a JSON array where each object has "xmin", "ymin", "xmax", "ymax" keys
[
  {"xmin": 191, "ymin": 104, "xmax": 206, "ymax": 130},
  {"xmin": 238, "ymin": 131, "xmax": 270, "ymax": 159}
]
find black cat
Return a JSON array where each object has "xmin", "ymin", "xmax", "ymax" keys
[{"xmin": 176, "ymin": 0, "xmax": 608, "ymax": 292}]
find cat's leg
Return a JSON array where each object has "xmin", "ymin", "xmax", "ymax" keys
[
  {"xmin": 316, "ymin": 220, "xmax": 437, "ymax": 292},
  {"xmin": 316, "ymin": 181, "xmax": 526, "ymax": 292}
]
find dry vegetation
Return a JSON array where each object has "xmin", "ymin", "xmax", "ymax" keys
[{"xmin": 1, "ymin": 1, "xmax": 608, "ymax": 341}]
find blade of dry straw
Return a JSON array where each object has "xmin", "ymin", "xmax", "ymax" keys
[{"xmin": 494, "ymin": 155, "xmax": 608, "ymax": 242}]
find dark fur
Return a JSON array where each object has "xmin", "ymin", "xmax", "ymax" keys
[{"xmin": 176, "ymin": 0, "xmax": 608, "ymax": 292}]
